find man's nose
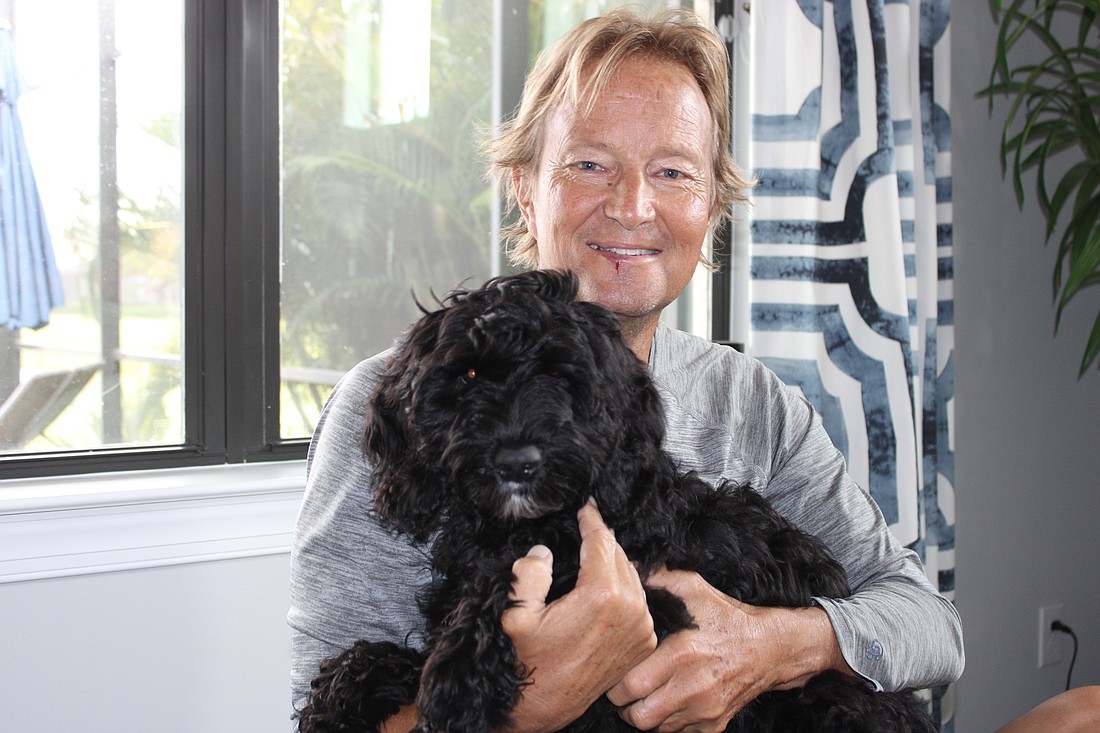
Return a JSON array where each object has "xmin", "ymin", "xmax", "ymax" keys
[{"xmin": 603, "ymin": 170, "xmax": 656, "ymax": 230}]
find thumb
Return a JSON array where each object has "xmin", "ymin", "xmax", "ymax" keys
[
  {"xmin": 644, "ymin": 566, "xmax": 703, "ymax": 596},
  {"xmin": 508, "ymin": 544, "xmax": 554, "ymax": 610}
]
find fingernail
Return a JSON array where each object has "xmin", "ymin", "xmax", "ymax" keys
[{"xmin": 528, "ymin": 544, "xmax": 551, "ymax": 559}]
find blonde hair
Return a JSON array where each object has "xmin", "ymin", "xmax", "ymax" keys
[{"xmin": 486, "ymin": 8, "xmax": 752, "ymax": 269}]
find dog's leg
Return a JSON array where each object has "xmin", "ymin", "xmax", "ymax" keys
[
  {"xmin": 415, "ymin": 559, "xmax": 525, "ymax": 733},
  {"xmin": 297, "ymin": 640, "xmax": 425, "ymax": 733}
]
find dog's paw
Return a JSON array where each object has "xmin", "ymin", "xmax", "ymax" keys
[{"xmin": 297, "ymin": 640, "xmax": 424, "ymax": 733}]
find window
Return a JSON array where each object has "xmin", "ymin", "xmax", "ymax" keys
[
  {"xmin": 0, "ymin": 0, "xmax": 714, "ymax": 479},
  {"xmin": 0, "ymin": 1, "xmax": 184, "ymax": 461}
]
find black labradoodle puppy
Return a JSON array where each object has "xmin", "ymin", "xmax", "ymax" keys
[{"xmin": 297, "ymin": 269, "xmax": 936, "ymax": 733}]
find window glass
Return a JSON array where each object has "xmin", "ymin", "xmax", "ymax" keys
[
  {"xmin": 0, "ymin": 1, "xmax": 184, "ymax": 454},
  {"xmin": 278, "ymin": 0, "xmax": 674, "ymax": 440}
]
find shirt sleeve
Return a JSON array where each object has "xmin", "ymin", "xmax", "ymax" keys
[
  {"xmin": 287, "ymin": 355, "xmax": 430, "ymax": 712},
  {"xmin": 650, "ymin": 327, "xmax": 963, "ymax": 692},
  {"xmin": 746, "ymin": 367, "xmax": 964, "ymax": 691}
]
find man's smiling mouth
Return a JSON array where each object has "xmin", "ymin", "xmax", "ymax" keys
[{"xmin": 588, "ymin": 243, "xmax": 659, "ymax": 256}]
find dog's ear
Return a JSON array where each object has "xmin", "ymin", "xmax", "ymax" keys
[
  {"xmin": 363, "ymin": 374, "xmax": 408, "ymax": 473},
  {"xmin": 573, "ymin": 299, "xmax": 670, "ymax": 500},
  {"xmin": 362, "ymin": 311, "xmax": 449, "ymax": 540},
  {"xmin": 374, "ymin": 459, "xmax": 447, "ymax": 542},
  {"xmin": 576, "ymin": 299, "xmax": 668, "ymax": 440}
]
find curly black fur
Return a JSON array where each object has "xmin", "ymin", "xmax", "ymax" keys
[{"xmin": 296, "ymin": 270, "xmax": 937, "ymax": 733}]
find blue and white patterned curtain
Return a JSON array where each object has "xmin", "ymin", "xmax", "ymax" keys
[{"xmin": 742, "ymin": 0, "xmax": 955, "ymax": 728}]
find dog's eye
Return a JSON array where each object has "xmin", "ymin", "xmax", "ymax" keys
[{"xmin": 462, "ymin": 368, "xmax": 477, "ymax": 383}]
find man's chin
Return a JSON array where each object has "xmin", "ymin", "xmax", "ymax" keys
[{"xmin": 594, "ymin": 298, "xmax": 666, "ymax": 332}]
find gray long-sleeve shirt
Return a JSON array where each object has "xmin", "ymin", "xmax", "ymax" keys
[{"xmin": 288, "ymin": 323, "xmax": 964, "ymax": 712}]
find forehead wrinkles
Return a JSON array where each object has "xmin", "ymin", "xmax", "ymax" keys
[
  {"xmin": 531, "ymin": 53, "xmax": 709, "ymax": 163},
  {"xmin": 540, "ymin": 83, "xmax": 712, "ymax": 177}
]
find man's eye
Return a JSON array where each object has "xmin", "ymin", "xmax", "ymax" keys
[
  {"xmin": 662, "ymin": 169, "xmax": 682, "ymax": 180},
  {"xmin": 577, "ymin": 161, "xmax": 599, "ymax": 171}
]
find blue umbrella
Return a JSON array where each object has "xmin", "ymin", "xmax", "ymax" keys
[{"xmin": 0, "ymin": 24, "xmax": 63, "ymax": 331}]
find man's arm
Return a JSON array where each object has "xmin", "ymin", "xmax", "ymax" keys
[
  {"xmin": 289, "ymin": 356, "xmax": 430, "ymax": 714},
  {"xmin": 759, "ymin": 383, "xmax": 965, "ymax": 692}
]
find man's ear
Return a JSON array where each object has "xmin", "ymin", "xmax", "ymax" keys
[{"xmin": 512, "ymin": 167, "xmax": 538, "ymax": 240}]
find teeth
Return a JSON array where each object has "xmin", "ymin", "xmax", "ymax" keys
[{"xmin": 589, "ymin": 244, "xmax": 659, "ymax": 256}]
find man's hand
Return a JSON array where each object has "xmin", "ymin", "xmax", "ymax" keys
[
  {"xmin": 501, "ymin": 501, "xmax": 658, "ymax": 733},
  {"xmin": 607, "ymin": 568, "xmax": 852, "ymax": 733}
]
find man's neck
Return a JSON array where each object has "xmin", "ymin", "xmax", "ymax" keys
[{"xmin": 617, "ymin": 314, "xmax": 659, "ymax": 364}]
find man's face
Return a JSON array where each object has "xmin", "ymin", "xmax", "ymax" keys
[{"xmin": 514, "ymin": 55, "xmax": 716, "ymax": 332}]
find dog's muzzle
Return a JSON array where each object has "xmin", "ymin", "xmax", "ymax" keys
[
  {"xmin": 488, "ymin": 444, "xmax": 556, "ymax": 519},
  {"xmin": 493, "ymin": 445, "xmax": 542, "ymax": 482}
]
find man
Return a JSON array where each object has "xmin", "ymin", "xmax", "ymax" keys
[{"xmin": 290, "ymin": 10, "xmax": 964, "ymax": 732}]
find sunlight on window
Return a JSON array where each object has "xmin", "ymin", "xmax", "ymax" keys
[
  {"xmin": 343, "ymin": 0, "xmax": 431, "ymax": 127},
  {"xmin": 0, "ymin": 0, "xmax": 183, "ymax": 454}
]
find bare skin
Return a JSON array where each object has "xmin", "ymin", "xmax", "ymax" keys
[
  {"xmin": 607, "ymin": 570, "xmax": 847, "ymax": 732},
  {"xmin": 994, "ymin": 687, "xmax": 1100, "ymax": 733},
  {"xmin": 506, "ymin": 56, "xmax": 856, "ymax": 732}
]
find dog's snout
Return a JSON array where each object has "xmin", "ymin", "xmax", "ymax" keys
[{"xmin": 494, "ymin": 445, "xmax": 542, "ymax": 481}]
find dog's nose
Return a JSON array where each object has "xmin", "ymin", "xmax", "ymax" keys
[{"xmin": 494, "ymin": 445, "xmax": 542, "ymax": 481}]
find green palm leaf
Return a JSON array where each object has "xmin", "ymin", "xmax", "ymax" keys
[{"xmin": 983, "ymin": 0, "xmax": 1100, "ymax": 376}]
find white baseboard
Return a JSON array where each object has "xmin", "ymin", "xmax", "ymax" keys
[{"xmin": 0, "ymin": 461, "xmax": 306, "ymax": 583}]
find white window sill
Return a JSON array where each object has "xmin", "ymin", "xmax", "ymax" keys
[{"xmin": 0, "ymin": 461, "xmax": 306, "ymax": 584}]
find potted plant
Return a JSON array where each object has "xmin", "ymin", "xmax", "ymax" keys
[{"xmin": 981, "ymin": 0, "xmax": 1100, "ymax": 376}]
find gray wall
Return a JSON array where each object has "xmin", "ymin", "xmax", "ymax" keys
[
  {"xmin": 952, "ymin": 3, "xmax": 1100, "ymax": 730},
  {"xmin": 0, "ymin": 555, "xmax": 293, "ymax": 732}
]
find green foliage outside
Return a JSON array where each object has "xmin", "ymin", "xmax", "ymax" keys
[{"xmin": 280, "ymin": 0, "xmax": 497, "ymax": 381}]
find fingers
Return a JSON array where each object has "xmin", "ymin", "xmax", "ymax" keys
[
  {"xmin": 576, "ymin": 498, "xmax": 609, "ymax": 541},
  {"xmin": 612, "ymin": 592, "xmax": 840, "ymax": 732},
  {"xmin": 500, "ymin": 506, "xmax": 656, "ymax": 732},
  {"xmin": 503, "ymin": 545, "xmax": 554, "ymax": 639},
  {"xmin": 609, "ymin": 569, "xmax": 753, "ymax": 732},
  {"xmin": 509, "ymin": 544, "xmax": 554, "ymax": 606},
  {"xmin": 576, "ymin": 500, "xmax": 641, "ymax": 589},
  {"xmin": 610, "ymin": 637, "xmax": 735, "ymax": 733},
  {"xmin": 508, "ymin": 499, "xmax": 613, "ymax": 614},
  {"xmin": 606, "ymin": 662, "xmax": 667, "ymax": 709}
]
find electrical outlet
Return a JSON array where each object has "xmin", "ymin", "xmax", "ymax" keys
[{"xmin": 1038, "ymin": 604, "xmax": 1065, "ymax": 668}]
